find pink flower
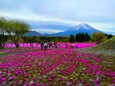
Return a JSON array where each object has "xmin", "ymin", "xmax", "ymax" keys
[
  {"xmin": 9, "ymin": 76, "xmax": 15, "ymax": 81},
  {"xmin": 16, "ymin": 71, "xmax": 20, "ymax": 75},
  {"xmin": 1, "ymin": 78, "xmax": 6, "ymax": 81},
  {"xmin": 48, "ymin": 77, "xmax": 53, "ymax": 81},
  {"xmin": 0, "ymin": 71, "xmax": 2, "ymax": 74},
  {"xmin": 30, "ymin": 80, "xmax": 34, "ymax": 85},
  {"xmin": 60, "ymin": 77, "xmax": 64, "ymax": 81},
  {"xmin": 66, "ymin": 81, "xmax": 71, "ymax": 85},
  {"xmin": 36, "ymin": 83, "xmax": 41, "ymax": 86},
  {"xmin": 51, "ymin": 74, "xmax": 55, "ymax": 79},
  {"xmin": 23, "ymin": 83, "xmax": 28, "ymax": 86},
  {"xmin": 112, "ymin": 80, "xmax": 115, "ymax": 83},
  {"xmin": 94, "ymin": 78, "xmax": 100, "ymax": 85}
]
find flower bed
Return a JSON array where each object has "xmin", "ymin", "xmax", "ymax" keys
[
  {"xmin": 0, "ymin": 49, "xmax": 114, "ymax": 86},
  {"xmin": 4, "ymin": 42, "xmax": 97, "ymax": 48}
]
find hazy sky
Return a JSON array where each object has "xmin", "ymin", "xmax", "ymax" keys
[{"xmin": 0, "ymin": 0, "xmax": 115, "ymax": 34}]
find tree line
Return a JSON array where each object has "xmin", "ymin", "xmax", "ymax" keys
[
  {"xmin": 21, "ymin": 36, "xmax": 69, "ymax": 43},
  {"xmin": 69, "ymin": 32, "xmax": 113, "ymax": 44},
  {"xmin": 22, "ymin": 33, "xmax": 113, "ymax": 44},
  {"xmin": 69, "ymin": 32, "xmax": 91, "ymax": 42}
]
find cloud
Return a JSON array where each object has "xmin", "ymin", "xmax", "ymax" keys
[
  {"xmin": 0, "ymin": 0, "xmax": 115, "ymax": 23},
  {"xmin": 0, "ymin": 0, "xmax": 115, "ymax": 34},
  {"xmin": 32, "ymin": 28, "xmax": 64, "ymax": 34},
  {"xmin": 0, "ymin": 10, "xmax": 82, "ymax": 25},
  {"xmin": 0, "ymin": 10, "xmax": 115, "ymax": 35}
]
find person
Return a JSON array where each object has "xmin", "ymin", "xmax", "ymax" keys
[
  {"xmin": 66, "ymin": 43, "xmax": 68, "ymax": 48},
  {"xmin": 44, "ymin": 42, "xmax": 48, "ymax": 50},
  {"xmin": 41, "ymin": 42, "xmax": 44, "ymax": 50},
  {"xmin": 72, "ymin": 43, "xmax": 74, "ymax": 48},
  {"xmin": 48, "ymin": 42, "xmax": 50, "ymax": 48},
  {"xmin": 30, "ymin": 43, "xmax": 33, "ymax": 47},
  {"xmin": 54, "ymin": 42, "xmax": 57, "ymax": 48},
  {"xmin": 75, "ymin": 46, "xmax": 78, "ymax": 48},
  {"xmin": 49, "ymin": 42, "xmax": 52, "ymax": 48},
  {"xmin": 70, "ymin": 43, "xmax": 72, "ymax": 48}
]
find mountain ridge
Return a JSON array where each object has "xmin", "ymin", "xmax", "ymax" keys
[
  {"xmin": 25, "ymin": 31, "xmax": 42, "ymax": 36},
  {"xmin": 43, "ymin": 23, "xmax": 101, "ymax": 36},
  {"xmin": 25, "ymin": 23, "xmax": 101, "ymax": 37}
]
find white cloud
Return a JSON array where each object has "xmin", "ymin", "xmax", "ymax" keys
[
  {"xmin": 0, "ymin": 10, "xmax": 115, "ymax": 34},
  {"xmin": 33, "ymin": 28, "xmax": 64, "ymax": 34},
  {"xmin": 0, "ymin": 10, "xmax": 82, "ymax": 25},
  {"xmin": 88, "ymin": 23, "xmax": 115, "ymax": 33}
]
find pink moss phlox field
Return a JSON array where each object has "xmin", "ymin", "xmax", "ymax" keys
[
  {"xmin": 0, "ymin": 42, "xmax": 97, "ymax": 54},
  {"xmin": 4, "ymin": 42, "xmax": 96, "ymax": 48},
  {"xmin": 0, "ymin": 48, "xmax": 114, "ymax": 85}
]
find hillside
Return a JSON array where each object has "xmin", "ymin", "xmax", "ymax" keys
[
  {"xmin": 79, "ymin": 36, "xmax": 115, "ymax": 57},
  {"xmin": 24, "ymin": 31, "xmax": 42, "ymax": 36},
  {"xmin": 95, "ymin": 36, "xmax": 115, "ymax": 50}
]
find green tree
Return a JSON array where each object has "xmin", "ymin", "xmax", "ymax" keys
[
  {"xmin": 0, "ymin": 17, "xmax": 9, "ymax": 49},
  {"xmin": 91, "ymin": 32, "xmax": 107, "ymax": 44},
  {"xmin": 84, "ymin": 33, "xmax": 91, "ymax": 41},
  {"xmin": 5, "ymin": 20, "xmax": 30, "ymax": 48},
  {"xmin": 69, "ymin": 34, "xmax": 75, "ymax": 43},
  {"xmin": 75, "ymin": 32, "xmax": 90, "ymax": 42},
  {"xmin": 104, "ymin": 34, "xmax": 113, "ymax": 39},
  {"xmin": 75, "ymin": 34, "xmax": 79, "ymax": 42}
]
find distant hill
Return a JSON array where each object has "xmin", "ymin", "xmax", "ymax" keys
[
  {"xmin": 24, "ymin": 31, "xmax": 42, "ymax": 36},
  {"xmin": 43, "ymin": 23, "xmax": 101, "ymax": 36}
]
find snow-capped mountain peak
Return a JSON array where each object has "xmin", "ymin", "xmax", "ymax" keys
[
  {"xmin": 43, "ymin": 23, "xmax": 101, "ymax": 36},
  {"xmin": 68, "ymin": 23, "xmax": 96, "ymax": 31}
]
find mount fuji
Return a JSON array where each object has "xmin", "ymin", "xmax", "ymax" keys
[{"xmin": 44, "ymin": 23, "xmax": 101, "ymax": 36}]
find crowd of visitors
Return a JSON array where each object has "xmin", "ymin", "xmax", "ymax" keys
[
  {"xmin": 5, "ymin": 42, "xmax": 78, "ymax": 49},
  {"xmin": 40, "ymin": 42, "xmax": 77, "ymax": 50},
  {"xmin": 40, "ymin": 42, "xmax": 57, "ymax": 50}
]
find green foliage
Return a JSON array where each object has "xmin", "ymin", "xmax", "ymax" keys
[
  {"xmin": 22, "ymin": 36, "xmax": 29, "ymax": 43},
  {"xmin": 0, "ymin": 16, "xmax": 31, "ymax": 48},
  {"xmin": 69, "ymin": 34, "xmax": 75, "ymax": 43},
  {"xmin": 84, "ymin": 33, "xmax": 91, "ymax": 41},
  {"xmin": 75, "ymin": 32, "xmax": 91, "ymax": 42},
  {"xmin": 104, "ymin": 33, "xmax": 113, "ymax": 39},
  {"xmin": 28, "ymin": 36, "xmax": 40, "ymax": 43},
  {"xmin": 22, "ymin": 36, "xmax": 69, "ymax": 43},
  {"xmin": 0, "ymin": 35, "xmax": 9, "ymax": 49},
  {"xmin": 91, "ymin": 32, "xmax": 107, "ymax": 44},
  {"xmin": 0, "ymin": 17, "xmax": 5, "ymax": 34},
  {"xmin": 0, "ymin": 17, "xmax": 9, "ymax": 49},
  {"xmin": 96, "ymin": 36, "xmax": 115, "ymax": 50},
  {"xmin": 10, "ymin": 20, "xmax": 30, "ymax": 36}
]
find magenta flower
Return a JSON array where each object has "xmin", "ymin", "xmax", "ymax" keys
[
  {"xmin": 29, "ymin": 80, "xmax": 34, "ymax": 85},
  {"xmin": 1, "ymin": 78, "xmax": 6, "ymax": 81},
  {"xmin": 36, "ymin": 83, "xmax": 41, "ymax": 86},
  {"xmin": 0, "ymin": 71, "xmax": 2, "ymax": 74},
  {"xmin": 9, "ymin": 76, "xmax": 15, "ymax": 81},
  {"xmin": 94, "ymin": 78, "xmax": 100, "ymax": 85},
  {"xmin": 51, "ymin": 74, "xmax": 55, "ymax": 79},
  {"xmin": 48, "ymin": 77, "xmax": 53, "ymax": 81},
  {"xmin": 66, "ymin": 81, "xmax": 71, "ymax": 85},
  {"xmin": 60, "ymin": 77, "xmax": 64, "ymax": 81}
]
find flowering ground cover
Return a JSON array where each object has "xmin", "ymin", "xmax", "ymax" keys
[
  {"xmin": 4, "ymin": 42, "xmax": 96, "ymax": 49},
  {"xmin": 0, "ymin": 47, "xmax": 40, "ymax": 55},
  {"xmin": 0, "ymin": 48, "xmax": 115, "ymax": 86},
  {"xmin": 0, "ymin": 42, "xmax": 96, "ymax": 55}
]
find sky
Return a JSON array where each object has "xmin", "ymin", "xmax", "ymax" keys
[{"xmin": 0, "ymin": 0, "xmax": 115, "ymax": 34}]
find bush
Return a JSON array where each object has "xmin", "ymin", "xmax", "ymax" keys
[{"xmin": 91, "ymin": 32, "xmax": 107, "ymax": 44}]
